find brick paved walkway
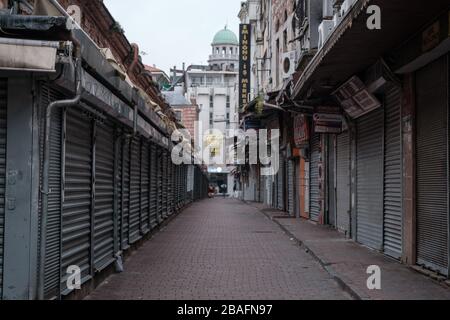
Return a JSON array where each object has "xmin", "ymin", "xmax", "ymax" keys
[{"xmin": 87, "ymin": 198, "xmax": 350, "ymax": 300}]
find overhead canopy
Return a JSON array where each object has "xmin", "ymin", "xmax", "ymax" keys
[{"xmin": 292, "ymin": 0, "xmax": 450, "ymax": 102}]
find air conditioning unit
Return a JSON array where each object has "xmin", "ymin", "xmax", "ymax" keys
[
  {"xmin": 340, "ymin": 0, "xmax": 356, "ymax": 18},
  {"xmin": 318, "ymin": 20, "xmax": 335, "ymax": 49},
  {"xmin": 282, "ymin": 51, "xmax": 297, "ymax": 79},
  {"xmin": 333, "ymin": 11, "xmax": 342, "ymax": 27}
]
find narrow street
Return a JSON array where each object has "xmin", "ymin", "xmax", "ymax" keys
[{"xmin": 87, "ymin": 199, "xmax": 350, "ymax": 300}]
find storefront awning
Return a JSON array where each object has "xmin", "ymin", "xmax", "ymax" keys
[{"xmin": 292, "ymin": 0, "xmax": 450, "ymax": 102}]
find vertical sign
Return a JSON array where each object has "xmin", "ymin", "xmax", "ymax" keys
[{"xmin": 239, "ymin": 24, "xmax": 251, "ymax": 112}]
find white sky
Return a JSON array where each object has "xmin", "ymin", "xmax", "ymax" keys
[{"xmin": 104, "ymin": 0, "xmax": 242, "ymax": 75}]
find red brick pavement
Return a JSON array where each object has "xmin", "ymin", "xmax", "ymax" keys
[
  {"xmin": 248, "ymin": 202, "xmax": 450, "ymax": 300},
  {"xmin": 87, "ymin": 198, "xmax": 350, "ymax": 300}
]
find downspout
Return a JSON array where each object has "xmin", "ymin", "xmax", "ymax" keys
[{"xmin": 38, "ymin": 39, "xmax": 83, "ymax": 300}]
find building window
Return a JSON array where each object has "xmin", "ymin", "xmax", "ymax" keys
[
  {"xmin": 210, "ymin": 112, "xmax": 214, "ymax": 126},
  {"xmin": 283, "ymin": 29, "xmax": 288, "ymax": 51},
  {"xmin": 210, "ymin": 95, "xmax": 214, "ymax": 109},
  {"xmin": 226, "ymin": 96, "xmax": 230, "ymax": 109},
  {"xmin": 175, "ymin": 111, "xmax": 182, "ymax": 122}
]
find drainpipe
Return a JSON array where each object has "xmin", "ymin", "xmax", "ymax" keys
[{"xmin": 38, "ymin": 45, "xmax": 83, "ymax": 300}]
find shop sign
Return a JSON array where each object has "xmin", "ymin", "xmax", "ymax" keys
[
  {"xmin": 313, "ymin": 106, "xmax": 343, "ymax": 134},
  {"xmin": 239, "ymin": 24, "xmax": 251, "ymax": 111},
  {"xmin": 294, "ymin": 114, "xmax": 309, "ymax": 148},
  {"xmin": 333, "ymin": 76, "xmax": 381, "ymax": 119}
]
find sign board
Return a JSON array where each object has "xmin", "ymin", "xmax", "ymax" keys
[
  {"xmin": 333, "ymin": 76, "xmax": 381, "ymax": 119},
  {"xmin": 313, "ymin": 106, "xmax": 343, "ymax": 134},
  {"xmin": 239, "ymin": 24, "xmax": 251, "ymax": 111},
  {"xmin": 294, "ymin": 114, "xmax": 309, "ymax": 148}
]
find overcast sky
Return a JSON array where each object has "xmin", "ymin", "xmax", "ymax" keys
[{"xmin": 104, "ymin": 0, "xmax": 242, "ymax": 74}]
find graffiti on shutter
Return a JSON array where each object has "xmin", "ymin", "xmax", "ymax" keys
[
  {"xmin": 94, "ymin": 120, "xmax": 115, "ymax": 271},
  {"xmin": 62, "ymin": 107, "xmax": 93, "ymax": 293},
  {"xmin": 129, "ymin": 138, "xmax": 141, "ymax": 243},
  {"xmin": 383, "ymin": 85, "xmax": 403, "ymax": 259},
  {"xmin": 356, "ymin": 109, "xmax": 384, "ymax": 251}
]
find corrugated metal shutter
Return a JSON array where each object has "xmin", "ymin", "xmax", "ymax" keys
[
  {"xmin": 93, "ymin": 120, "xmax": 115, "ymax": 271},
  {"xmin": 356, "ymin": 109, "xmax": 384, "ymax": 251},
  {"xmin": 336, "ymin": 131, "xmax": 350, "ymax": 235},
  {"xmin": 288, "ymin": 160, "xmax": 295, "ymax": 216},
  {"xmin": 140, "ymin": 141, "xmax": 150, "ymax": 233},
  {"xmin": 121, "ymin": 138, "xmax": 130, "ymax": 249},
  {"xmin": 129, "ymin": 138, "xmax": 141, "ymax": 243},
  {"xmin": 416, "ymin": 56, "xmax": 449, "ymax": 275},
  {"xmin": 62, "ymin": 107, "xmax": 93, "ymax": 291},
  {"xmin": 0, "ymin": 79, "xmax": 7, "ymax": 299},
  {"xmin": 277, "ymin": 158, "xmax": 284, "ymax": 211},
  {"xmin": 39, "ymin": 84, "xmax": 63, "ymax": 299},
  {"xmin": 310, "ymin": 133, "xmax": 321, "ymax": 222},
  {"xmin": 162, "ymin": 150, "xmax": 168, "ymax": 219},
  {"xmin": 167, "ymin": 160, "xmax": 173, "ymax": 216},
  {"xmin": 328, "ymin": 136, "xmax": 336, "ymax": 227},
  {"xmin": 157, "ymin": 146, "xmax": 164, "ymax": 221},
  {"xmin": 149, "ymin": 144, "xmax": 158, "ymax": 228},
  {"xmin": 383, "ymin": 85, "xmax": 403, "ymax": 259}
]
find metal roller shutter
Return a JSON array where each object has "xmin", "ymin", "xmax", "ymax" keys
[
  {"xmin": 141, "ymin": 141, "xmax": 150, "ymax": 233},
  {"xmin": 162, "ymin": 151, "xmax": 168, "ymax": 218},
  {"xmin": 416, "ymin": 56, "xmax": 449, "ymax": 275},
  {"xmin": 62, "ymin": 107, "xmax": 93, "ymax": 291},
  {"xmin": 327, "ymin": 136, "xmax": 336, "ymax": 227},
  {"xmin": 277, "ymin": 158, "xmax": 284, "ymax": 211},
  {"xmin": 310, "ymin": 133, "xmax": 321, "ymax": 222},
  {"xmin": 336, "ymin": 131, "xmax": 351, "ymax": 235},
  {"xmin": 288, "ymin": 160, "xmax": 295, "ymax": 216},
  {"xmin": 0, "ymin": 79, "xmax": 7, "ymax": 299},
  {"xmin": 149, "ymin": 144, "xmax": 158, "ymax": 228},
  {"xmin": 356, "ymin": 109, "xmax": 384, "ymax": 251},
  {"xmin": 157, "ymin": 146, "xmax": 164, "ymax": 220},
  {"xmin": 93, "ymin": 120, "xmax": 115, "ymax": 271},
  {"xmin": 129, "ymin": 138, "xmax": 141, "ymax": 243},
  {"xmin": 167, "ymin": 160, "xmax": 173, "ymax": 216},
  {"xmin": 38, "ymin": 85, "xmax": 63, "ymax": 299},
  {"xmin": 383, "ymin": 85, "xmax": 403, "ymax": 259},
  {"xmin": 121, "ymin": 138, "xmax": 130, "ymax": 249}
]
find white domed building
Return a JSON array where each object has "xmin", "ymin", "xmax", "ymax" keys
[{"xmin": 185, "ymin": 27, "xmax": 240, "ymax": 196}]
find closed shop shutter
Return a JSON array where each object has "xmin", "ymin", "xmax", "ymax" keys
[
  {"xmin": 129, "ymin": 138, "xmax": 141, "ymax": 243},
  {"xmin": 0, "ymin": 78, "xmax": 5, "ymax": 299},
  {"xmin": 356, "ymin": 109, "xmax": 384, "ymax": 251},
  {"xmin": 416, "ymin": 56, "xmax": 449, "ymax": 275},
  {"xmin": 162, "ymin": 151, "xmax": 168, "ymax": 218},
  {"xmin": 157, "ymin": 147, "xmax": 164, "ymax": 220},
  {"xmin": 277, "ymin": 158, "xmax": 284, "ymax": 211},
  {"xmin": 93, "ymin": 120, "xmax": 115, "ymax": 272},
  {"xmin": 383, "ymin": 85, "xmax": 403, "ymax": 259},
  {"xmin": 140, "ymin": 141, "xmax": 150, "ymax": 233},
  {"xmin": 121, "ymin": 139, "xmax": 130, "ymax": 249},
  {"xmin": 336, "ymin": 131, "xmax": 351, "ymax": 234},
  {"xmin": 310, "ymin": 133, "xmax": 321, "ymax": 222},
  {"xmin": 62, "ymin": 107, "xmax": 93, "ymax": 291},
  {"xmin": 149, "ymin": 144, "xmax": 158, "ymax": 228},
  {"xmin": 327, "ymin": 136, "xmax": 336, "ymax": 227},
  {"xmin": 288, "ymin": 160, "xmax": 295, "ymax": 216},
  {"xmin": 167, "ymin": 160, "xmax": 173, "ymax": 216},
  {"xmin": 39, "ymin": 84, "xmax": 63, "ymax": 299}
]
